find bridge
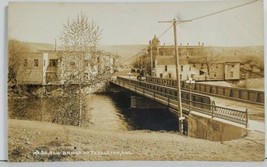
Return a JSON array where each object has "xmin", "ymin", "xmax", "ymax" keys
[{"xmin": 110, "ymin": 76, "xmax": 249, "ymax": 128}]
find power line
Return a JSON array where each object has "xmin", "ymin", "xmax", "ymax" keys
[
  {"xmin": 122, "ymin": 48, "xmax": 147, "ymax": 64},
  {"xmin": 157, "ymin": 0, "xmax": 259, "ymax": 39},
  {"xmin": 189, "ymin": 0, "xmax": 259, "ymax": 22},
  {"xmin": 123, "ymin": 0, "xmax": 259, "ymax": 64},
  {"xmin": 158, "ymin": 25, "xmax": 173, "ymax": 39}
]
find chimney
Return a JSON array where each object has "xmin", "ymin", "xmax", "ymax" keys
[
  {"xmin": 198, "ymin": 41, "xmax": 200, "ymax": 46},
  {"xmin": 187, "ymin": 43, "xmax": 189, "ymax": 48}
]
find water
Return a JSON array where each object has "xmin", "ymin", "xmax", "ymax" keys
[
  {"xmin": 9, "ymin": 91, "xmax": 179, "ymax": 132},
  {"xmin": 84, "ymin": 94, "xmax": 129, "ymax": 131}
]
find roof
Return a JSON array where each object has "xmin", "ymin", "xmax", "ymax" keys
[
  {"xmin": 156, "ymin": 56, "xmax": 188, "ymax": 65},
  {"xmin": 243, "ymin": 64, "xmax": 252, "ymax": 70}
]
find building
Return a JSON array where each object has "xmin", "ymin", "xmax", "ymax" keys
[
  {"xmin": 143, "ymin": 35, "xmax": 205, "ymax": 76},
  {"xmin": 16, "ymin": 49, "xmax": 116, "ymax": 85},
  {"xmin": 152, "ymin": 55, "xmax": 241, "ymax": 81},
  {"xmin": 224, "ymin": 62, "xmax": 240, "ymax": 80},
  {"xmin": 240, "ymin": 61, "xmax": 263, "ymax": 79},
  {"xmin": 16, "ymin": 52, "xmax": 48, "ymax": 85},
  {"xmin": 155, "ymin": 56, "xmax": 202, "ymax": 81},
  {"xmin": 43, "ymin": 52, "xmax": 59, "ymax": 84}
]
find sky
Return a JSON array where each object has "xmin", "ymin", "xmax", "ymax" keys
[{"xmin": 8, "ymin": 0, "xmax": 264, "ymax": 47}]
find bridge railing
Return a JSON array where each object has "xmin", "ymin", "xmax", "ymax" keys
[
  {"xmin": 145, "ymin": 76, "xmax": 264, "ymax": 105},
  {"xmin": 112, "ymin": 77, "xmax": 248, "ymax": 127}
]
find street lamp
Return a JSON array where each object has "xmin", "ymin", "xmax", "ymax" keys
[{"xmin": 186, "ymin": 78, "xmax": 195, "ymax": 113}]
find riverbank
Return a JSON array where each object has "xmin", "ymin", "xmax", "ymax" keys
[{"xmin": 8, "ymin": 119, "xmax": 264, "ymax": 162}]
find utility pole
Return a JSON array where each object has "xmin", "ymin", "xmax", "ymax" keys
[
  {"xmin": 149, "ymin": 40, "xmax": 153, "ymax": 76},
  {"xmin": 159, "ymin": 18, "xmax": 191, "ymax": 134}
]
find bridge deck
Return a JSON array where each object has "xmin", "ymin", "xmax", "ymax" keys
[
  {"xmin": 111, "ymin": 76, "xmax": 255, "ymax": 128},
  {"xmin": 118, "ymin": 76, "xmax": 264, "ymax": 123}
]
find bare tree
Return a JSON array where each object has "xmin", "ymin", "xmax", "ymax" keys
[
  {"xmin": 8, "ymin": 40, "xmax": 30, "ymax": 86},
  {"xmin": 58, "ymin": 14, "xmax": 102, "ymax": 126},
  {"xmin": 189, "ymin": 48, "xmax": 223, "ymax": 80},
  {"xmin": 202, "ymin": 49, "xmax": 222, "ymax": 78}
]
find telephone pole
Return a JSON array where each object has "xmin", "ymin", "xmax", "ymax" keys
[
  {"xmin": 149, "ymin": 40, "xmax": 153, "ymax": 76},
  {"xmin": 159, "ymin": 18, "xmax": 191, "ymax": 134}
]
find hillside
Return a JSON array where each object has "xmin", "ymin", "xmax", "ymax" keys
[
  {"xmin": 8, "ymin": 119, "xmax": 264, "ymax": 162},
  {"xmin": 8, "ymin": 40, "xmax": 263, "ymax": 67},
  {"xmin": 9, "ymin": 40, "xmax": 55, "ymax": 52},
  {"xmin": 8, "ymin": 40, "xmax": 147, "ymax": 63},
  {"xmin": 98, "ymin": 45, "xmax": 147, "ymax": 62},
  {"xmin": 210, "ymin": 46, "xmax": 264, "ymax": 66}
]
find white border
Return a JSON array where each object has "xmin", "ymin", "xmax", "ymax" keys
[{"xmin": 0, "ymin": 0, "xmax": 266, "ymax": 166}]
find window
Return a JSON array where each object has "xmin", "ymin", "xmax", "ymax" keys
[
  {"xmin": 34, "ymin": 59, "xmax": 38, "ymax": 67},
  {"xmin": 160, "ymin": 73, "xmax": 163, "ymax": 78},
  {"xmin": 180, "ymin": 74, "xmax": 182, "ymax": 79},
  {"xmin": 230, "ymin": 71, "xmax": 234, "ymax": 78},
  {"xmin": 169, "ymin": 73, "xmax": 171, "ymax": 78},
  {"xmin": 214, "ymin": 73, "xmax": 217, "ymax": 77},
  {"xmin": 49, "ymin": 59, "xmax": 58, "ymax": 67},
  {"xmin": 191, "ymin": 74, "xmax": 194, "ymax": 79},
  {"xmin": 216, "ymin": 65, "xmax": 218, "ymax": 68},
  {"xmin": 23, "ymin": 59, "xmax": 28, "ymax": 67},
  {"xmin": 231, "ymin": 65, "xmax": 235, "ymax": 68},
  {"xmin": 181, "ymin": 66, "xmax": 183, "ymax": 72},
  {"xmin": 165, "ymin": 65, "xmax": 167, "ymax": 72}
]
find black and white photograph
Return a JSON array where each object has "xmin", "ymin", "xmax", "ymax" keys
[{"xmin": 7, "ymin": 0, "xmax": 265, "ymax": 162}]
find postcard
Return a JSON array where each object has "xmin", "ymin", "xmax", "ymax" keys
[{"xmin": 8, "ymin": 1, "xmax": 264, "ymax": 162}]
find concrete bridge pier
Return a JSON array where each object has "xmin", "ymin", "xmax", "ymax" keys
[{"xmin": 187, "ymin": 114, "xmax": 248, "ymax": 141}]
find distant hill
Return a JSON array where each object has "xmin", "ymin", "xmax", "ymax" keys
[
  {"xmin": 8, "ymin": 40, "xmax": 263, "ymax": 67},
  {"xmin": 9, "ymin": 40, "xmax": 55, "ymax": 52},
  {"xmin": 98, "ymin": 44, "xmax": 147, "ymax": 62},
  {"xmin": 8, "ymin": 40, "xmax": 147, "ymax": 62},
  {"xmin": 206, "ymin": 46, "xmax": 264, "ymax": 67}
]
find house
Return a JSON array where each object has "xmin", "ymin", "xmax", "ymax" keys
[
  {"xmin": 240, "ymin": 61, "xmax": 263, "ymax": 79},
  {"xmin": 16, "ymin": 52, "xmax": 48, "ymax": 85},
  {"xmin": 43, "ymin": 52, "xmax": 59, "ymax": 84},
  {"xmin": 143, "ymin": 35, "xmax": 204, "ymax": 76},
  {"xmin": 250, "ymin": 61, "xmax": 261, "ymax": 73},
  {"xmin": 15, "ymin": 49, "xmax": 116, "ymax": 85},
  {"xmin": 155, "ymin": 56, "xmax": 201, "ymax": 81},
  {"xmin": 190, "ymin": 62, "xmax": 225, "ymax": 80},
  {"xmin": 154, "ymin": 55, "xmax": 241, "ymax": 81},
  {"xmin": 224, "ymin": 62, "xmax": 240, "ymax": 80}
]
